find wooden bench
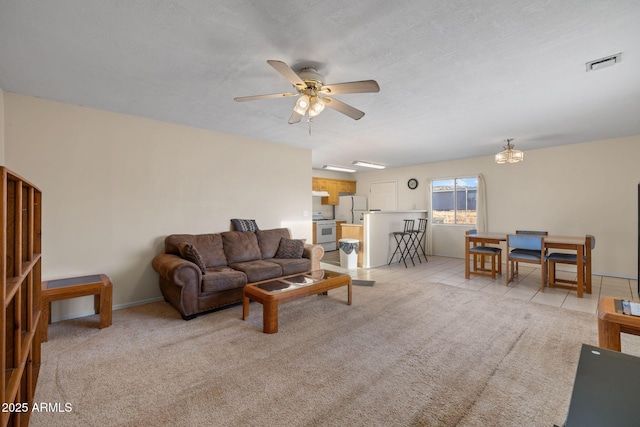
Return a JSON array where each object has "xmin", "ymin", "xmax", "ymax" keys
[{"xmin": 41, "ymin": 274, "xmax": 113, "ymax": 342}]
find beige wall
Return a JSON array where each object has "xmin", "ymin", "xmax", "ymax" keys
[
  {"xmin": 355, "ymin": 136, "xmax": 640, "ymax": 278},
  {"xmin": 4, "ymin": 93, "xmax": 312, "ymax": 321}
]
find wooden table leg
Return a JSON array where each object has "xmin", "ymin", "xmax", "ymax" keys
[
  {"xmin": 242, "ymin": 295, "xmax": 249, "ymax": 320},
  {"xmin": 464, "ymin": 237, "xmax": 470, "ymax": 279},
  {"xmin": 347, "ymin": 281, "xmax": 352, "ymax": 306},
  {"xmin": 98, "ymin": 283, "xmax": 113, "ymax": 329},
  {"xmin": 263, "ymin": 300, "xmax": 278, "ymax": 334},
  {"xmin": 586, "ymin": 245, "xmax": 592, "ymax": 294},
  {"xmin": 577, "ymin": 244, "xmax": 584, "ymax": 298},
  {"xmin": 40, "ymin": 300, "xmax": 51, "ymax": 342},
  {"xmin": 598, "ymin": 317, "xmax": 621, "ymax": 351}
]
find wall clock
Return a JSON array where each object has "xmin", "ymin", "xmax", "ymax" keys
[{"xmin": 407, "ymin": 178, "xmax": 418, "ymax": 190}]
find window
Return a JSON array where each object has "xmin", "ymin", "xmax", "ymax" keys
[{"xmin": 432, "ymin": 177, "xmax": 478, "ymax": 224}]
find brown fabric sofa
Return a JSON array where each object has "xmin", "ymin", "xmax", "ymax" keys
[{"xmin": 152, "ymin": 228, "xmax": 324, "ymax": 319}]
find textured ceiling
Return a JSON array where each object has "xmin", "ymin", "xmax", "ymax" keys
[{"xmin": 1, "ymin": 1, "xmax": 639, "ymax": 170}]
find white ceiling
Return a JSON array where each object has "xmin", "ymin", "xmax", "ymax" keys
[{"xmin": 1, "ymin": 1, "xmax": 639, "ymax": 170}]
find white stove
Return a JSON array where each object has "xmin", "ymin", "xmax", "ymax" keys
[{"xmin": 312, "ymin": 212, "xmax": 337, "ymax": 251}]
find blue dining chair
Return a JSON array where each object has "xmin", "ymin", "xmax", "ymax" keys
[
  {"xmin": 511, "ymin": 230, "xmax": 548, "ymax": 274},
  {"xmin": 547, "ymin": 235, "xmax": 595, "ymax": 295},
  {"xmin": 506, "ymin": 234, "xmax": 546, "ymax": 291}
]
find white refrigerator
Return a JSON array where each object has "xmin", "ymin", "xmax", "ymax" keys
[{"xmin": 335, "ymin": 196, "xmax": 368, "ymax": 224}]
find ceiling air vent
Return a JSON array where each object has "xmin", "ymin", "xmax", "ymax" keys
[{"xmin": 586, "ymin": 53, "xmax": 622, "ymax": 72}]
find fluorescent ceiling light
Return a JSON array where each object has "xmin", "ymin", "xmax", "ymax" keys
[
  {"xmin": 323, "ymin": 165, "xmax": 356, "ymax": 173},
  {"xmin": 352, "ymin": 160, "xmax": 386, "ymax": 169}
]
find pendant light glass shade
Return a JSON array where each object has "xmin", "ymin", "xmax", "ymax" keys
[
  {"xmin": 308, "ymin": 96, "xmax": 325, "ymax": 117},
  {"xmin": 294, "ymin": 95, "xmax": 310, "ymax": 115},
  {"xmin": 495, "ymin": 139, "xmax": 524, "ymax": 164}
]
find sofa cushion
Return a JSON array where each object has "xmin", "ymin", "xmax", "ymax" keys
[
  {"xmin": 222, "ymin": 231, "xmax": 262, "ymax": 264},
  {"xmin": 256, "ymin": 228, "xmax": 291, "ymax": 259},
  {"xmin": 165, "ymin": 234, "xmax": 227, "ymax": 268},
  {"xmin": 177, "ymin": 242, "xmax": 207, "ymax": 273},
  {"xmin": 266, "ymin": 258, "xmax": 312, "ymax": 276},
  {"xmin": 275, "ymin": 238, "xmax": 305, "ymax": 259},
  {"xmin": 229, "ymin": 260, "xmax": 282, "ymax": 283},
  {"xmin": 231, "ymin": 219, "xmax": 259, "ymax": 232},
  {"xmin": 201, "ymin": 267, "xmax": 247, "ymax": 293}
]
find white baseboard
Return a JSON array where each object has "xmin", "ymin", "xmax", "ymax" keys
[{"xmin": 50, "ymin": 296, "xmax": 165, "ymax": 323}]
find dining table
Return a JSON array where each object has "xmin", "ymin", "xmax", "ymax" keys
[{"xmin": 463, "ymin": 232, "xmax": 592, "ymax": 297}]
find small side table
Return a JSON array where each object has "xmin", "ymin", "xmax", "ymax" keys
[
  {"xmin": 41, "ymin": 274, "xmax": 113, "ymax": 342},
  {"xmin": 597, "ymin": 297, "xmax": 640, "ymax": 351}
]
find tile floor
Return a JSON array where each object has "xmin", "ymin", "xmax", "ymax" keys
[{"xmin": 321, "ymin": 250, "xmax": 639, "ymax": 315}]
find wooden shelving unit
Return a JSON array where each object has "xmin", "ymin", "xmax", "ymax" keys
[{"xmin": 1, "ymin": 167, "xmax": 42, "ymax": 427}]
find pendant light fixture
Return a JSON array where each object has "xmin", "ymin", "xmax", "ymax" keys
[{"xmin": 495, "ymin": 139, "xmax": 524, "ymax": 164}]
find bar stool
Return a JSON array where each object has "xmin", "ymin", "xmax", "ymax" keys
[
  {"xmin": 409, "ymin": 218, "xmax": 428, "ymax": 263},
  {"xmin": 389, "ymin": 219, "xmax": 415, "ymax": 268}
]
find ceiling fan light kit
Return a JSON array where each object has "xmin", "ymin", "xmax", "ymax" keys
[
  {"xmin": 309, "ymin": 96, "xmax": 325, "ymax": 117},
  {"xmin": 294, "ymin": 95, "xmax": 310, "ymax": 115},
  {"xmin": 234, "ymin": 60, "xmax": 379, "ymax": 125},
  {"xmin": 495, "ymin": 139, "xmax": 524, "ymax": 164}
]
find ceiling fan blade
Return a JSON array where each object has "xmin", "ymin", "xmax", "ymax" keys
[
  {"xmin": 320, "ymin": 80, "xmax": 380, "ymax": 95},
  {"xmin": 267, "ymin": 60, "xmax": 306, "ymax": 88},
  {"xmin": 234, "ymin": 92, "xmax": 297, "ymax": 102},
  {"xmin": 321, "ymin": 97, "xmax": 365, "ymax": 120},
  {"xmin": 288, "ymin": 109, "xmax": 304, "ymax": 124}
]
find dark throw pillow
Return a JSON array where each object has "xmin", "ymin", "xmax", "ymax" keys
[
  {"xmin": 231, "ymin": 219, "xmax": 260, "ymax": 232},
  {"xmin": 275, "ymin": 238, "xmax": 305, "ymax": 259},
  {"xmin": 177, "ymin": 242, "xmax": 207, "ymax": 273}
]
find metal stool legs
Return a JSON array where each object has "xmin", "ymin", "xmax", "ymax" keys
[
  {"xmin": 389, "ymin": 219, "xmax": 415, "ymax": 267},
  {"xmin": 408, "ymin": 218, "xmax": 428, "ymax": 263}
]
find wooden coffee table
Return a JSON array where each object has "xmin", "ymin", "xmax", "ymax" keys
[
  {"xmin": 597, "ymin": 297, "xmax": 640, "ymax": 351},
  {"xmin": 242, "ymin": 270, "xmax": 352, "ymax": 334}
]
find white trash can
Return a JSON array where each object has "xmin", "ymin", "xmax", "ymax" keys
[{"xmin": 338, "ymin": 238, "xmax": 360, "ymax": 269}]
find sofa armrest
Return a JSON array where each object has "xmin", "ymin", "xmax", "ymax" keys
[
  {"xmin": 152, "ymin": 253, "xmax": 202, "ymax": 290},
  {"xmin": 303, "ymin": 243, "xmax": 324, "ymax": 271}
]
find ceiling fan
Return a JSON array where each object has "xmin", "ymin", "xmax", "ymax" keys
[{"xmin": 234, "ymin": 60, "xmax": 380, "ymax": 124}]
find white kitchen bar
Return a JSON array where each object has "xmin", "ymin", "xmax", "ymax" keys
[{"xmin": 361, "ymin": 210, "xmax": 429, "ymax": 268}]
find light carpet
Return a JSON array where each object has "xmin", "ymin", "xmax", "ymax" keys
[{"xmin": 31, "ymin": 281, "xmax": 628, "ymax": 426}]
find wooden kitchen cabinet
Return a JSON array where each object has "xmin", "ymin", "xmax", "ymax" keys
[
  {"xmin": 322, "ymin": 181, "xmax": 339, "ymax": 205},
  {"xmin": 338, "ymin": 180, "xmax": 356, "ymax": 193},
  {"xmin": 312, "ymin": 178, "xmax": 329, "ymax": 191},
  {"xmin": 312, "ymin": 177, "xmax": 356, "ymax": 205}
]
